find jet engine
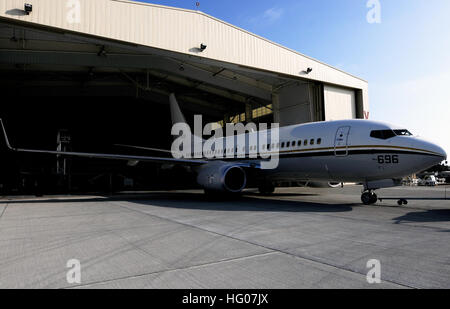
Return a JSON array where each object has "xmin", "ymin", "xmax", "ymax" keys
[{"xmin": 196, "ymin": 161, "xmax": 247, "ymax": 193}]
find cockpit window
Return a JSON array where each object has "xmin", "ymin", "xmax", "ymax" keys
[
  {"xmin": 370, "ymin": 130, "xmax": 396, "ymax": 140},
  {"xmin": 394, "ymin": 129, "xmax": 413, "ymax": 136}
]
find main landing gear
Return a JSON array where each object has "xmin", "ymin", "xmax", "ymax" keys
[
  {"xmin": 258, "ymin": 183, "xmax": 275, "ymax": 195},
  {"xmin": 361, "ymin": 190, "xmax": 378, "ymax": 205}
]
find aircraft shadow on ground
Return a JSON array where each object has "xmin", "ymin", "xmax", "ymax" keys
[
  {"xmin": 393, "ymin": 209, "xmax": 450, "ymax": 225},
  {"xmin": 0, "ymin": 192, "xmax": 355, "ymax": 214}
]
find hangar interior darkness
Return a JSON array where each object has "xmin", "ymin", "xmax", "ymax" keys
[{"xmin": 0, "ymin": 19, "xmax": 360, "ymax": 195}]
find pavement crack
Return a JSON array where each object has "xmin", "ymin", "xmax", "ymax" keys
[
  {"xmin": 112, "ymin": 201, "xmax": 412, "ymax": 289},
  {"xmin": 0, "ymin": 203, "xmax": 8, "ymax": 221},
  {"xmin": 64, "ymin": 252, "xmax": 276, "ymax": 289}
]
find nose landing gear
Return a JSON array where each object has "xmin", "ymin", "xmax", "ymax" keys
[{"xmin": 361, "ymin": 190, "xmax": 378, "ymax": 205}]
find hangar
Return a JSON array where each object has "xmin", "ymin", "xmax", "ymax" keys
[{"xmin": 0, "ymin": 0, "xmax": 369, "ymax": 194}]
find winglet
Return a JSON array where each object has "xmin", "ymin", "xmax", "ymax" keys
[{"xmin": 0, "ymin": 118, "xmax": 14, "ymax": 150}]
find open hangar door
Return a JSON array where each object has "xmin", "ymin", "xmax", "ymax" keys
[{"xmin": 0, "ymin": 19, "xmax": 298, "ymax": 195}]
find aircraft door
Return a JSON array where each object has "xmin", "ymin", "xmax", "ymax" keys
[{"xmin": 334, "ymin": 126, "xmax": 351, "ymax": 156}]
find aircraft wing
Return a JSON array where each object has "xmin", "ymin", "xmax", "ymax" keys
[
  {"xmin": 1, "ymin": 119, "xmax": 264, "ymax": 169},
  {"xmin": 114, "ymin": 144, "xmax": 175, "ymax": 155},
  {"xmin": 0, "ymin": 119, "xmax": 207, "ymax": 166}
]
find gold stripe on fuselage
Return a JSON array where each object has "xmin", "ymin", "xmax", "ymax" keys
[{"xmin": 250, "ymin": 145, "xmax": 442, "ymax": 157}]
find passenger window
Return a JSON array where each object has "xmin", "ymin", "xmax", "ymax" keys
[
  {"xmin": 286, "ymin": 142, "xmax": 290, "ymax": 148},
  {"xmin": 310, "ymin": 139, "xmax": 315, "ymax": 145},
  {"xmin": 292, "ymin": 141, "xmax": 296, "ymax": 147},
  {"xmin": 304, "ymin": 140, "xmax": 308, "ymax": 146},
  {"xmin": 298, "ymin": 140, "xmax": 302, "ymax": 147},
  {"xmin": 317, "ymin": 138, "xmax": 322, "ymax": 145},
  {"xmin": 281, "ymin": 142, "xmax": 285, "ymax": 148}
]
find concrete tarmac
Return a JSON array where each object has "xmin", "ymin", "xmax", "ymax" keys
[{"xmin": 0, "ymin": 185, "xmax": 449, "ymax": 289}]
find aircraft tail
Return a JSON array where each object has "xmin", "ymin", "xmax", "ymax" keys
[
  {"xmin": 169, "ymin": 93, "xmax": 187, "ymax": 126},
  {"xmin": 169, "ymin": 94, "xmax": 204, "ymax": 146}
]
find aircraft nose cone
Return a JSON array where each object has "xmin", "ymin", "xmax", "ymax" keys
[
  {"xmin": 440, "ymin": 147, "xmax": 447, "ymax": 160},
  {"xmin": 432, "ymin": 144, "xmax": 447, "ymax": 161},
  {"xmin": 416, "ymin": 139, "xmax": 447, "ymax": 163}
]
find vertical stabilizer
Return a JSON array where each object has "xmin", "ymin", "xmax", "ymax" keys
[
  {"xmin": 169, "ymin": 94, "xmax": 204, "ymax": 147},
  {"xmin": 169, "ymin": 93, "xmax": 187, "ymax": 125}
]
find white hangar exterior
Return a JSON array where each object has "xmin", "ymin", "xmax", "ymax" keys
[{"xmin": 0, "ymin": 0, "xmax": 369, "ymax": 126}]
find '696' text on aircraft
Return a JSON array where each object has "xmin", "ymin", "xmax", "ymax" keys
[{"xmin": 0, "ymin": 94, "xmax": 447, "ymax": 205}]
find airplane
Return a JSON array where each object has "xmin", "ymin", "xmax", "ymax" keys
[{"xmin": 0, "ymin": 94, "xmax": 447, "ymax": 205}]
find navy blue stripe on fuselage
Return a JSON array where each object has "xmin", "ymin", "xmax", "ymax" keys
[{"xmin": 194, "ymin": 149, "xmax": 443, "ymax": 162}]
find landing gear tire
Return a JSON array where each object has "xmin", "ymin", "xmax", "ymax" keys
[
  {"xmin": 361, "ymin": 191, "xmax": 378, "ymax": 205},
  {"xmin": 259, "ymin": 184, "xmax": 275, "ymax": 195}
]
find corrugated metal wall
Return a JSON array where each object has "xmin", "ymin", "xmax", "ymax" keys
[
  {"xmin": 324, "ymin": 85, "xmax": 356, "ymax": 121},
  {"xmin": 0, "ymin": 0, "xmax": 369, "ymax": 114}
]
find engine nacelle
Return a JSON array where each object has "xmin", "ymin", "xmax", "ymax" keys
[{"xmin": 197, "ymin": 161, "xmax": 247, "ymax": 193}]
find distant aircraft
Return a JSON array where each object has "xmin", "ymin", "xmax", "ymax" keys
[{"xmin": 0, "ymin": 94, "xmax": 446, "ymax": 205}]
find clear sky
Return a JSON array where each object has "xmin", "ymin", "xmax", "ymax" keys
[{"xmin": 138, "ymin": 0, "xmax": 450, "ymax": 158}]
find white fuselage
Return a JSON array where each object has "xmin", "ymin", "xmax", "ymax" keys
[{"xmin": 192, "ymin": 119, "xmax": 446, "ymax": 184}]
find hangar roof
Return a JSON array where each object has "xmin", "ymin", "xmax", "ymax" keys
[{"xmin": 0, "ymin": 0, "xmax": 367, "ymax": 91}]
